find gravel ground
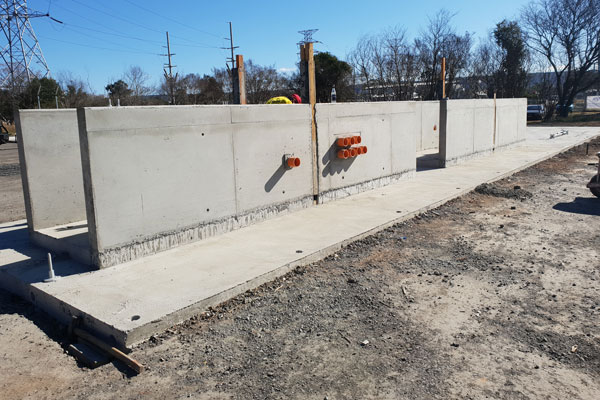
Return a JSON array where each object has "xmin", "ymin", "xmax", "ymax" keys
[{"xmin": 0, "ymin": 139, "xmax": 599, "ymax": 399}]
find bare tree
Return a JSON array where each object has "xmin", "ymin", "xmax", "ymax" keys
[
  {"xmin": 348, "ymin": 36, "xmax": 375, "ymax": 101},
  {"xmin": 123, "ymin": 65, "xmax": 152, "ymax": 105},
  {"xmin": 414, "ymin": 9, "xmax": 454, "ymax": 100},
  {"xmin": 521, "ymin": 0, "xmax": 600, "ymax": 116},
  {"xmin": 244, "ymin": 60, "xmax": 286, "ymax": 104}
]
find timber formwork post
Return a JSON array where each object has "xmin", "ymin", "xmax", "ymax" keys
[
  {"xmin": 300, "ymin": 42, "xmax": 319, "ymax": 203},
  {"xmin": 233, "ymin": 54, "xmax": 246, "ymax": 105}
]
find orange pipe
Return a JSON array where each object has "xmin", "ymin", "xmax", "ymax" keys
[
  {"xmin": 356, "ymin": 146, "xmax": 363, "ymax": 155},
  {"xmin": 286, "ymin": 157, "xmax": 301, "ymax": 168},
  {"xmin": 344, "ymin": 137, "xmax": 351, "ymax": 146},
  {"xmin": 350, "ymin": 147, "xmax": 358, "ymax": 157},
  {"xmin": 350, "ymin": 136, "xmax": 357, "ymax": 145},
  {"xmin": 362, "ymin": 146, "xmax": 368, "ymax": 154},
  {"xmin": 355, "ymin": 136, "xmax": 362, "ymax": 144},
  {"xmin": 336, "ymin": 138, "xmax": 347, "ymax": 147},
  {"xmin": 337, "ymin": 149, "xmax": 349, "ymax": 159}
]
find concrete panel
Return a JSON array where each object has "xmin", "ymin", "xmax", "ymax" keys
[
  {"xmin": 316, "ymin": 102, "xmax": 417, "ymax": 202},
  {"xmin": 78, "ymin": 105, "xmax": 314, "ymax": 268},
  {"xmin": 417, "ymin": 101, "xmax": 440, "ymax": 152},
  {"xmin": 15, "ymin": 109, "xmax": 85, "ymax": 231},
  {"xmin": 473, "ymin": 100, "xmax": 496, "ymax": 153},
  {"xmin": 440, "ymin": 99, "xmax": 525, "ymax": 166}
]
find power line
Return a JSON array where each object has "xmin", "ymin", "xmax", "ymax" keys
[
  {"xmin": 123, "ymin": 0, "xmax": 222, "ymax": 39},
  {"xmin": 37, "ymin": 35, "xmax": 161, "ymax": 56},
  {"xmin": 66, "ymin": 0, "xmax": 222, "ymax": 48},
  {"xmin": 52, "ymin": 3, "xmax": 220, "ymax": 49}
]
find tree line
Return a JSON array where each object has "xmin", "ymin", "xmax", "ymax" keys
[{"xmin": 1, "ymin": 0, "xmax": 598, "ymax": 121}]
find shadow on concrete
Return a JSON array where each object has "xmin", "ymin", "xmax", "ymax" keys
[
  {"xmin": 265, "ymin": 164, "xmax": 286, "ymax": 193},
  {"xmin": 55, "ymin": 223, "xmax": 88, "ymax": 232},
  {"xmin": 416, "ymin": 152, "xmax": 442, "ymax": 172},
  {"xmin": 553, "ymin": 197, "xmax": 600, "ymax": 216},
  {"xmin": 321, "ymin": 141, "xmax": 356, "ymax": 177},
  {"xmin": 0, "ymin": 225, "xmax": 91, "ymax": 284}
]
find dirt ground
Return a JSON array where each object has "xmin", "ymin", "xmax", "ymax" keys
[
  {"xmin": 0, "ymin": 143, "xmax": 26, "ymax": 223},
  {"xmin": 1, "ymin": 139, "xmax": 599, "ymax": 399}
]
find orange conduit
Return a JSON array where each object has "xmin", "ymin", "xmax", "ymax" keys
[
  {"xmin": 361, "ymin": 146, "xmax": 368, "ymax": 154},
  {"xmin": 350, "ymin": 147, "xmax": 358, "ymax": 157},
  {"xmin": 355, "ymin": 136, "xmax": 362, "ymax": 144},
  {"xmin": 286, "ymin": 157, "xmax": 301, "ymax": 168},
  {"xmin": 356, "ymin": 146, "xmax": 363, "ymax": 155},
  {"xmin": 337, "ymin": 149, "xmax": 350, "ymax": 159}
]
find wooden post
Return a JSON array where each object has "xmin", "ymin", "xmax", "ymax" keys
[
  {"xmin": 233, "ymin": 54, "xmax": 246, "ymax": 105},
  {"xmin": 300, "ymin": 43, "xmax": 319, "ymax": 202},
  {"xmin": 441, "ymin": 57, "xmax": 446, "ymax": 99},
  {"xmin": 493, "ymin": 91, "xmax": 497, "ymax": 149}
]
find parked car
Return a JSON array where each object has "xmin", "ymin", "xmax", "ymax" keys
[
  {"xmin": 527, "ymin": 104, "xmax": 545, "ymax": 120},
  {"xmin": 555, "ymin": 103, "xmax": 574, "ymax": 114}
]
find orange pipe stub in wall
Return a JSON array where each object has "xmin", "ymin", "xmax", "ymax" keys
[
  {"xmin": 337, "ymin": 149, "xmax": 350, "ymax": 159},
  {"xmin": 336, "ymin": 138, "xmax": 346, "ymax": 147},
  {"xmin": 355, "ymin": 136, "xmax": 362, "ymax": 144},
  {"xmin": 286, "ymin": 157, "xmax": 301, "ymax": 168},
  {"xmin": 356, "ymin": 146, "xmax": 363, "ymax": 155},
  {"xmin": 350, "ymin": 136, "xmax": 357, "ymax": 145},
  {"xmin": 361, "ymin": 146, "xmax": 368, "ymax": 154},
  {"xmin": 350, "ymin": 147, "xmax": 358, "ymax": 157}
]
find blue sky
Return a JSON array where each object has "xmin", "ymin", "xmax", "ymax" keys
[{"xmin": 28, "ymin": 0, "xmax": 531, "ymax": 93}]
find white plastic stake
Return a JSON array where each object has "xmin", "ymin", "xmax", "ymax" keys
[{"xmin": 45, "ymin": 253, "xmax": 59, "ymax": 282}]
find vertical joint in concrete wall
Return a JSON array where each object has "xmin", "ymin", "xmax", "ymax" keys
[{"xmin": 438, "ymin": 100, "xmax": 448, "ymax": 168}]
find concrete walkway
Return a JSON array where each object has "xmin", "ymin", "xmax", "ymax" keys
[{"xmin": 1, "ymin": 126, "xmax": 598, "ymax": 348}]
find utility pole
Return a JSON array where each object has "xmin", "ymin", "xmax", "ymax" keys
[
  {"xmin": 221, "ymin": 22, "xmax": 239, "ymax": 103},
  {"xmin": 161, "ymin": 31, "xmax": 177, "ymax": 105},
  {"xmin": 0, "ymin": 1, "xmax": 62, "ymax": 94}
]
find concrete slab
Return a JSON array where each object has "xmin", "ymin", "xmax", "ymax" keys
[{"xmin": 1, "ymin": 126, "xmax": 598, "ymax": 349}]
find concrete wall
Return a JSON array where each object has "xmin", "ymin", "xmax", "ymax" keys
[
  {"xmin": 416, "ymin": 101, "xmax": 440, "ymax": 152},
  {"xmin": 496, "ymin": 98, "xmax": 527, "ymax": 147},
  {"xmin": 15, "ymin": 109, "xmax": 85, "ymax": 231},
  {"xmin": 440, "ymin": 98, "xmax": 526, "ymax": 166},
  {"xmin": 315, "ymin": 102, "xmax": 417, "ymax": 202},
  {"xmin": 78, "ymin": 105, "xmax": 313, "ymax": 268}
]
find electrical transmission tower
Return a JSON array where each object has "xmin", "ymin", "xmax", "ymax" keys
[
  {"xmin": 297, "ymin": 29, "xmax": 320, "ymax": 46},
  {"xmin": 0, "ymin": 0, "xmax": 58, "ymax": 91},
  {"xmin": 161, "ymin": 31, "xmax": 177, "ymax": 104}
]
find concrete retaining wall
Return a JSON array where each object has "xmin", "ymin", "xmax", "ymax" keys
[
  {"xmin": 15, "ymin": 109, "xmax": 85, "ymax": 231},
  {"xmin": 77, "ymin": 105, "xmax": 313, "ymax": 268},
  {"xmin": 440, "ymin": 98, "xmax": 526, "ymax": 166},
  {"xmin": 416, "ymin": 101, "xmax": 440, "ymax": 152},
  {"xmin": 315, "ymin": 102, "xmax": 417, "ymax": 202}
]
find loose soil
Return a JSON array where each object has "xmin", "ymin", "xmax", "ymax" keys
[{"xmin": 1, "ymin": 139, "xmax": 599, "ymax": 399}]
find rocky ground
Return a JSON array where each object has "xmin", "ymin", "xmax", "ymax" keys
[{"xmin": 0, "ymin": 139, "xmax": 599, "ymax": 399}]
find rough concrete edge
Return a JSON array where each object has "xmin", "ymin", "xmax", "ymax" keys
[
  {"xmin": 318, "ymin": 169, "xmax": 416, "ymax": 204},
  {"xmin": 0, "ymin": 267, "xmax": 128, "ymax": 349},
  {"xmin": 96, "ymin": 195, "xmax": 315, "ymax": 268},
  {"xmin": 122, "ymin": 132, "xmax": 600, "ymax": 348}
]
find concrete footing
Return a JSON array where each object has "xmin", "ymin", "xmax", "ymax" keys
[{"xmin": 2, "ymin": 126, "xmax": 597, "ymax": 349}]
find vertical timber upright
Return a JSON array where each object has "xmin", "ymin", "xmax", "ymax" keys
[{"xmin": 300, "ymin": 42, "xmax": 318, "ymax": 202}]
